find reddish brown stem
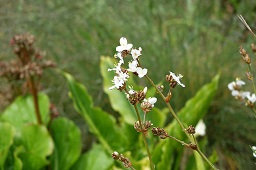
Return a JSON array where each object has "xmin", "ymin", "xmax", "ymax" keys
[{"xmin": 27, "ymin": 76, "xmax": 42, "ymax": 124}]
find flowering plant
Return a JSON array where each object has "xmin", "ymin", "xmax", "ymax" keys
[{"xmin": 100, "ymin": 37, "xmax": 219, "ymax": 169}]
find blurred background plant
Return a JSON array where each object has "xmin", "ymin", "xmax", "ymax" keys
[{"xmin": 1, "ymin": 0, "xmax": 256, "ymax": 169}]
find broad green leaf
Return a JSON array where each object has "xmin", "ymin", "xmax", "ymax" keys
[
  {"xmin": 194, "ymin": 151, "xmax": 205, "ymax": 170},
  {"xmin": 50, "ymin": 117, "xmax": 82, "ymax": 170},
  {"xmin": 71, "ymin": 144, "xmax": 113, "ymax": 170},
  {"xmin": 0, "ymin": 122, "xmax": 15, "ymax": 169},
  {"xmin": 4, "ymin": 145, "xmax": 23, "ymax": 170},
  {"xmin": 62, "ymin": 71, "xmax": 129, "ymax": 153},
  {"xmin": 1, "ymin": 93, "xmax": 50, "ymax": 128},
  {"xmin": 18, "ymin": 125, "xmax": 54, "ymax": 170},
  {"xmin": 152, "ymin": 74, "xmax": 219, "ymax": 169},
  {"xmin": 100, "ymin": 56, "xmax": 136, "ymax": 125}
]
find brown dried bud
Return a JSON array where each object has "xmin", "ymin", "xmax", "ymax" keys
[
  {"xmin": 189, "ymin": 143, "xmax": 197, "ymax": 150},
  {"xmin": 157, "ymin": 85, "xmax": 164, "ymax": 93},
  {"xmin": 152, "ymin": 127, "xmax": 169, "ymax": 139},
  {"xmin": 165, "ymin": 92, "xmax": 172, "ymax": 103},
  {"xmin": 134, "ymin": 120, "xmax": 153, "ymax": 133},
  {"xmin": 246, "ymin": 71, "xmax": 253, "ymax": 81},
  {"xmin": 246, "ymin": 100, "xmax": 254, "ymax": 108},
  {"xmin": 112, "ymin": 152, "xmax": 132, "ymax": 168},
  {"xmin": 141, "ymin": 100, "xmax": 153, "ymax": 113},
  {"xmin": 186, "ymin": 125, "xmax": 195, "ymax": 135},
  {"xmin": 243, "ymin": 54, "xmax": 251, "ymax": 64},
  {"xmin": 137, "ymin": 89, "xmax": 146, "ymax": 102},
  {"xmin": 239, "ymin": 46, "xmax": 247, "ymax": 56},
  {"xmin": 111, "ymin": 151, "xmax": 119, "ymax": 160},
  {"xmin": 251, "ymin": 43, "xmax": 256, "ymax": 53}
]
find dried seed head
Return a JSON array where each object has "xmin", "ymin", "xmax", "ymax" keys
[
  {"xmin": 111, "ymin": 151, "xmax": 119, "ymax": 160},
  {"xmin": 239, "ymin": 46, "xmax": 247, "ymax": 56},
  {"xmin": 189, "ymin": 143, "xmax": 198, "ymax": 150},
  {"xmin": 186, "ymin": 125, "xmax": 196, "ymax": 135},
  {"xmin": 251, "ymin": 43, "xmax": 256, "ymax": 53},
  {"xmin": 239, "ymin": 46, "xmax": 251, "ymax": 64},
  {"xmin": 137, "ymin": 89, "xmax": 146, "ymax": 102},
  {"xmin": 134, "ymin": 120, "xmax": 153, "ymax": 133},
  {"xmin": 141, "ymin": 100, "xmax": 153, "ymax": 113},
  {"xmin": 246, "ymin": 100, "xmax": 254, "ymax": 108},
  {"xmin": 165, "ymin": 92, "xmax": 172, "ymax": 103},
  {"xmin": 157, "ymin": 85, "xmax": 164, "ymax": 93},
  {"xmin": 152, "ymin": 127, "xmax": 169, "ymax": 139},
  {"xmin": 112, "ymin": 152, "xmax": 133, "ymax": 168},
  {"xmin": 246, "ymin": 71, "xmax": 253, "ymax": 81}
]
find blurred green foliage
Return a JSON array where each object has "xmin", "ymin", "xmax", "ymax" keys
[{"xmin": 1, "ymin": 0, "xmax": 256, "ymax": 169}]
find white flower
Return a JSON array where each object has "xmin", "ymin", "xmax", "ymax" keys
[
  {"xmin": 131, "ymin": 48, "xmax": 142, "ymax": 60},
  {"xmin": 127, "ymin": 60, "xmax": 138, "ymax": 72},
  {"xmin": 231, "ymin": 90, "xmax": 250, "ymax": 99},
  {"xmin": 136, "ymin": 67, "xmax": 148, "ymax": 78},
  {"xmin": 144, "ymin": 97, "xmax": 157, "ymax": 107},
  {"xmin": 169, "ymin": 71, "xmax": 185, "ymax": 87},
  {"xmin": 252, "ymin": 146, "xmax": 256, "ymax": 158},
  {"xmin": 143, "ymin": 87, "xmax": 147, "ymax": 94},
  {"xmin": 116, "ymin": 37, "xmax": 133, "ymax": 52},
  {"xmin": 246, "ymin": 93, "xmax": 256, "ymax": 103},
  {"xmin": 195, "ymin": 120, "xmax": 206, "ymax": 136},
  {"xmin": 108, "ymin": 62, "xmax": 129, "ymax": 90},
  {"xmin": 228, "ymin": 79, "xmax": 245, "ymax": 91},
  {"xmin": 114, "ymin": 53, "xmax": 124, "ymax": 64}
]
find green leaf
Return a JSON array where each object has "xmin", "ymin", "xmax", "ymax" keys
[
  {"xmin": 71, "ymin": 144, "xmax": 113, "ymax": 170},
  {"xmin": 50, "ymin": 117, "xmax": 82, "ymax": 170},
  {"xmin": 18, "ymin": 125, "xmax": 54, "ymax": 170},
  {"xmin": 194, "ymin": 151, "xmax": 205, "ymax": 170},
  {"xmin": 4, "ymin": 145, "xmax": 23, "ymax": 170},
  {"xmin": 1, "ymin": 93, "xmax": 50, "ymax": 128},
  {"xmin": 0, "ymin": 122, "xmax": 15, "ymax": 169},
  {"xmin": 100, "ymin": 56, "xmax": 136, "ymax": 125},
  {"xmin": 152, "ymin": 74, "xmax": 219, "ymax": 169},
  {"xmin": 62, "ymin": 71, "xmax": 129, "ymax": 153}
]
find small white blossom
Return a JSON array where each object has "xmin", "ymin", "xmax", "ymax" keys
[
  {"xmin": 136, "ymin": 67, "xmax": 148, "ymax": 78},
  {"xmin": 127, "ymin": 60, "xmax": 138, "ymax": 72},
  {"xmin": 114, "ymin": 53, "xmax": 124, "ymax": 64},
  {"xmin": 144, "ymin": 97, "xmax": 157, "ymax": 107},
  {"xmin": 131, "ymin": 48, "xmax": 142, "ymax": 60},
  {"xmin": 228, "ymin": 79, "xmax": 245, "ymax": 91},
  {"xmin": 169, "ymin": 71, "xmax": 185, "ymax": 87},
  {"xmin": 108, "ymin": 62, "xmax": 129, "ymax": 90},
  {"xmin": 143, "ymin": 87, "xmax": 147, "ymax": 94},
  {"xmin": 246, "ymin": 93, "xmax": 256, "ymax": 103},
  {"xmin": 116, "ymin": 37, "xmax": 133, "ymax": 52},
  {"xmin": 252, "ymin": 146, "xmax": 256, "ymax": 158},
  {"xmin": 231, "ymin": 90, "xmax": 250, "ymax": 99},
  {"xmin": 195, "ymin": 120, "xmax": 206, "ymax": 136}
]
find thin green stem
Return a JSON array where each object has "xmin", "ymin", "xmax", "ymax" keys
[
  {"xmin": 129, "ymin": 166, "xmax": 136, "ymax": 170},
  {"xmin": 133, "ymin": 105, "xmax": 155, "ymax": 170},
  {"xmin": 167, "ymin": 135, "xmax": 189, "ymax": 147}
]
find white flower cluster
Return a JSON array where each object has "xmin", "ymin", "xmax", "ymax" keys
[
  {"xmin": 252, "ymin": 146, "xmax": 256, "ymax": 158},
  {"xmin": 109, "ymin": 37, "xmax": 148, "ymax": 90},
  {"xmin": 228, "ymin": 79, "xmax": 256, "ymax": 103}
]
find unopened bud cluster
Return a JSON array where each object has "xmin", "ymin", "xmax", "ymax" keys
[
  {"xmin": 134, "ymin": 120, "xmax": 153, "ymax": 133},
  {"xmin": 151, "ymin": 127, "xmax": 169, "ymax": 139},
  {"xmin": 111, "ymin": 151, "xmax": 132, "ymax": 168},
  {"xmin": 186, "ymin": 125, "xmax": 195, "ymax": 135},
  {"xmin": 127, "ymin": 88, "xmax": 146, "ymax": 105}
]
